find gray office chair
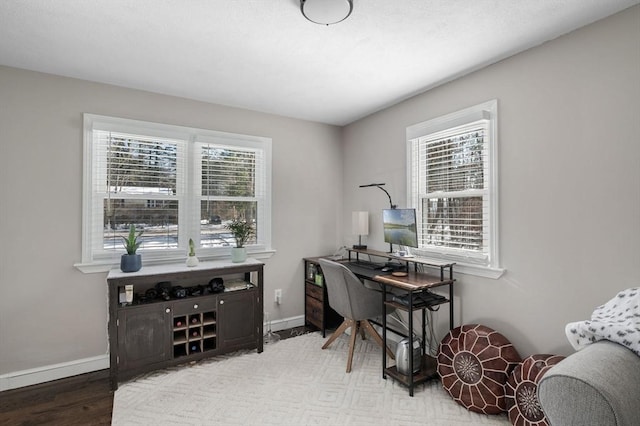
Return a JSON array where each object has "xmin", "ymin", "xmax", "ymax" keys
[{"xmin": 318, "ymin": 258, "xmax": 395, "ymax": 373}]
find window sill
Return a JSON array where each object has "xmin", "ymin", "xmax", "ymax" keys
[
  {"xmin": 453, "ymin": 262, "xmax": 505, "ymax": 279},
  {"xmin": 409, "ymin": 255, "xmax": 504, "ymax": 279},
  {"xmin": 409, "ymin": 250, "xmax": 504, "ymax": 279},
  {"xmin": 74, "ymin": 248, "xmax": 276, "ymax": 274}
]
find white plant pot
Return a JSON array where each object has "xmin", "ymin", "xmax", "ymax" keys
[
  {"xmin": 231, "ymin": 247, "xmax": 247, "ymax": 263},
  {"xmin": 186, "ymin": 255, "xmax": 199, "ymax": 267}
]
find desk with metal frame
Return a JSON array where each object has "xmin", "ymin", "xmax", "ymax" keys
[{"xmin": 343, "ymin": 248, "xmax": 455, "ymax": 396}]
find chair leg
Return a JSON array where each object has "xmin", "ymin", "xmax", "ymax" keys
[
  {"xmin": 322, "ymin": 318, "xmax": 352, "ymax": 350},
  {"xmin": 323, "ymin": 319, "xmax": 391, "ymax": 373},
  {"xmin": 361, "ymin": 320, "xmax": 395, "ymax": 360},
  {"xmin": 346, "ymin": 320, "xmax": 359, "ymax": 373}
]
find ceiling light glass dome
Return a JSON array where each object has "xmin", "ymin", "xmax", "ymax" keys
[{"xmin": 300, "ymin": 0, "xmax": 353, "ymax": 26}]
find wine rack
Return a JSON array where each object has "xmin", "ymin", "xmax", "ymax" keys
[{"xmin": 172, "ymin": 310, "xmax": 217, "ymax": 358}]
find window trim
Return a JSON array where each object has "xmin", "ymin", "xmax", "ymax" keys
[
  {"xmin": 75, "ymin": 114, "xmax": 274, "ymax": 273},
  {"xmin": 406, "ymin": 100, "xmax": 504, "ymax": 278}
]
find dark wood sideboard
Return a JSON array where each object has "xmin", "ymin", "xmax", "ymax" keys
[{"xmin": 107, "ymin": 259, "xmax": 263, "ymax": 390}]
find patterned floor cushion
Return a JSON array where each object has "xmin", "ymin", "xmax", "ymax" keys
[
  {"xmin": 438, "ymin": 324, "xmax": 522, "ymax": 414},
  {"xmin": 505, "ymin": 354, "xmax": 565, "ymax": 426}
]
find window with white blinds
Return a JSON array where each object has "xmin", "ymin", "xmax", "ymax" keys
[
  {"xmin": 197, "ymin": 141, "xmax": 265, "ymax": 248},
  {"xmin": 97, "ymin": 130, "xmax": 183, "ymax": 253},
  {"xmin": 407, "ymin": 100, "xmax": 499, "ymax": 271},
  {"xmin": 78, "ymin": 114, "xmax": 272, "ymax": 272}
]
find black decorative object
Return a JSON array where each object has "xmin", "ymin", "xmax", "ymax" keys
[
  {"xmin": 209, "ymin": 277, "xmax": 225, "ymax": 293},
  {"xmin": 156, "ymin": 281, "xmax": 172, "ymax": 301},
  {"xmin": 171, "ymin": 285, "xmax": 187, "ymax": 299}
]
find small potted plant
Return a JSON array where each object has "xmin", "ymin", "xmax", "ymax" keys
[
  {"xmin": 120, "ymin": 224, "xmax": 143, "ymax": 272},
  {"xmin": 186, "ymin": 238, "xmax": 199, "ymax": 267},
  {"xmin": 225, "ymin": 217, "xmax": 255, "ymax": 263}
]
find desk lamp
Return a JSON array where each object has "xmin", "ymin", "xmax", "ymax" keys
[
  {"xmin": 352, "ymin": 211, "xmax": 369, "ymax": 249},
  {"xmin": 359, "ymin": 183, "xmax": 396, "ymax": 209}
]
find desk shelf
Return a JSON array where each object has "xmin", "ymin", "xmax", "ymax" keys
[
  {"xmin": 385, "ymin": 298, "xmax": 449, "ymax": 312},
  {"xmin": 344, "ymin": 248, "xmax": 455, "ymax": 397},
  {"xmin": 347, "ymin": 248, "xmax": 455, "ymax": 280},
  {"xmin": 385, "ymin": 355, "xmax": 438, "ymax": 388}
]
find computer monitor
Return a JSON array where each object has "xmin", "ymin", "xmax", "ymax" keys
[{"xmin": 382, "ymin": 208, "xmax": 418, "ymax": 251}]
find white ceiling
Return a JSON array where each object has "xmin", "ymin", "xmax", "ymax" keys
[{"xmin": 1, "ymin": 0, "xmax": 638, "ymax": 126}]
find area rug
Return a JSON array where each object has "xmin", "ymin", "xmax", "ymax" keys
[{"xmin": 112, "ymin": 332, "xmax": 510, "ymax": 425}]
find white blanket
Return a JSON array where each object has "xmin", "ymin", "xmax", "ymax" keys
[{"xmin": 565, "ymin": 287, "xmax": 640, "ymax": 356}]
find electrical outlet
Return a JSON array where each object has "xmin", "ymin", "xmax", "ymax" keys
[{"xmin": 275, "ymin": 289, "xmax": 282, "ymax": 304}]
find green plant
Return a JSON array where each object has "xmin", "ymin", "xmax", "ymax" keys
[
  {"xmin": 188, "ymin": 238, "xmax": 196, "ymax": 256},
  {"xmin": 121, "ymin": 224, "xmax": 143, "ymax": 255},
  {"xmin": 225, "ymin": 217, "xmax": 255, "ymax": 248}
]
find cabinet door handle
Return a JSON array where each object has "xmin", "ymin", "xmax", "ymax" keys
[
  {"xmin": 165, "ymin": 308, "xmax": 171, "ymax": 314},
  {"xmin": 219, "ymin": 300, "xmax": 224, "ymax": 305},
  {"xmin": 193, "ymin": 304, "xmax": 199, "ymax": 309}
]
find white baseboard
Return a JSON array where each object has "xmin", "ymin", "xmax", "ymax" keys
[
  {"xmin": 268, "ymin": 314, "xmax": 305, "ymax": 332},
  {"xmin": 1, "ymin": 315, "xmax": 307, "ymax": 391},
  {"xmin": 0, "ymin": 318, "xmax": 411, "ymax": 393},
  {"xmin": 0, "ymin": 354, "xmax": 110, "ymax": 392}
]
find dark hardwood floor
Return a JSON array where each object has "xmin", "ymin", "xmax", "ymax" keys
[
  {"xmin": 0, "ymin": 370, "xmax": 113, "ymax": 426},
  {"xmin": 0, "ymin": 327, "xmax": 310, "ymax": 425}
]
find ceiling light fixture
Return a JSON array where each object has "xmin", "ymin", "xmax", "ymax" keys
[{"xmin": 300, "ymin": 0, "xmax": 353, "ymax": 26}]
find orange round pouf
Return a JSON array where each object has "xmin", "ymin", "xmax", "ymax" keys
[
  {"xmin": 438, "ymin": 324, "xmax": 522, "ymax": 414},
  {"xmin": 505, "ymin": 354, "xmax": 565, "ymax": 426}
]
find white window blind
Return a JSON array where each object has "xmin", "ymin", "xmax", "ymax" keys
[
  {"xmin": 96, "ymin": 130, "xmax": 184, "ymax": 254},
  {"xmin": 416, "ymin": 121, "xmax": 488, "ymax": 253},
  {"xmin": 407, "ymin": 100, "xmax": 499, "ymax": 270},
  {"xmin": 78, "ymin": 114, "xmax": 272, "ymax": 272},
  {"xmin": 198, "ymin": 142, "xmax": 265, "ymax": 248}
]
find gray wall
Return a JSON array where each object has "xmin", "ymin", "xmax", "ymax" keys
[
  {"xmin": 1, "ymin": 5, "xmax": 638, "ymax": 388},
  {"xmin": 0, "ymin": 67, "xmax": 344, "ymax": 386},
  {"xmin": 342, "ymin": 6, "xmax": 640, "ymax": 356}
]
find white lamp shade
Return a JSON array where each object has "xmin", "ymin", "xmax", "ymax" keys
[{"xmin": 352, "ymin": 211, "xmax": 369, "ymax": 236}]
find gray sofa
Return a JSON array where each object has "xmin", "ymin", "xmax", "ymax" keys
[{"xmin": 537, "ymin": 340, "xmax": 640, "ymax": 426}]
